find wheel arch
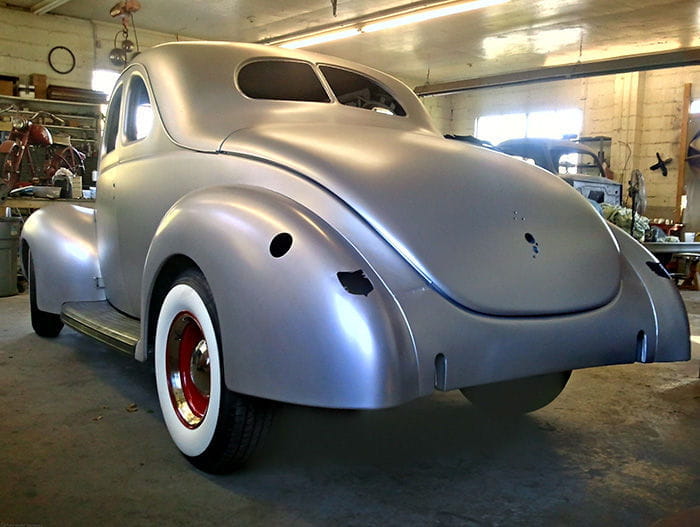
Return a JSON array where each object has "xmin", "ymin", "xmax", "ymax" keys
[
  {"xmin": 20, "ymin": 204, "xmax": 105, "ymax": 313},
  {"xmin": 141, "ymin": 185, "xmax": 419, "ymax": 409},
  {"xmin": 143, "ymin": 253, "xmax": 203, "ymax": 361}
]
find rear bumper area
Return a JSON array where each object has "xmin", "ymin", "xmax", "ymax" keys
[{"xmin": 397, "ymin": 241, "xmax": 690, "ymax": 397}]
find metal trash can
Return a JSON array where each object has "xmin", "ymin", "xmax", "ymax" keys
[{"xmin": 0, "ymin": 217, "xmax": 22, "ymax": 297}]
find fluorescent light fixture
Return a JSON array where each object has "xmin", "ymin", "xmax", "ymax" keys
[
  {"xmin": 280, "ymin": 28, "xmax": 361, "ymax": 49},
  {"xmin": 273, "ymin": 0, "xmax": 510, "ymax": 49},
  {"xmin": 363, "ymin": 0, "xmax": 510, "ymax": 33},
  {"xmin": 31, "ymin": 0, "xmax": 74, "ymax": 15}
]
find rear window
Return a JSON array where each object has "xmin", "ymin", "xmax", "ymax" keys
[
  {"xmin": 319, "ymin": 65, "xmax": 406, "ymax": 116},
  {"xmin": 238, "ymin": 60, "xmax": 330, "ymax": 102}
]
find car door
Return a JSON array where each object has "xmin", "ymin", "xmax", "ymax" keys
[{"xmin": 96, "ymin": 81, "xmax": 133, "ymax": 314}]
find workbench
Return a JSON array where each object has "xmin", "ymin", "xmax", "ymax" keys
[
  {"xmin": 643, "ymin": 242, "xmax": 700, "ymax": 290},
  {"xmin": 643, "ymin": 241, "xmax": 700, "ymax": 254}
]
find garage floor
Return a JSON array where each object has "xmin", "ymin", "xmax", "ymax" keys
[{"xmin": 1, "ymin": 290, "xmax": 698, "ymax": 527}]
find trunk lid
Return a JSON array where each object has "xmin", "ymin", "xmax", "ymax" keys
[{"xmin": 221, "ymin": 124, "xmax": 621, "ymax": 316}]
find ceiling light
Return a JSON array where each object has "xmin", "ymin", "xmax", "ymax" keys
[
  {"xmin": 362, "ymin": 0, "xmax": 510, "ymax": 33},
  {"xmin": 271, "ymin": 0, "xmax": 511, "ymax": 49},
  {"xmin": 280, "ymin": 28, "xmax": 361, "ymax": 49}
]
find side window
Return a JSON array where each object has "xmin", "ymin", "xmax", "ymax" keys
[
  {"xmin": 238, "ymin": 60, "xmax": 330, "ymax": 102},
  {"xmin": 319, "ymin": 66, "xmax": 406, "ymax": 116},
  {"xmin": 125, "ymin": 75, "xmax": 153, "ymax": 141},
  {"xmin": 103, "ymin": 85, "xmax": 123, "ymax": 154}
]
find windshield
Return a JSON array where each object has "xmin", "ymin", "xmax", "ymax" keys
[{"xmin": 552, "ymin": 149, "xmax": 603, "ymax": 177}]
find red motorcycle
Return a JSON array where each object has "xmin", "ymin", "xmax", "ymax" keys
[{"xmin": 0, "ymin": 105, "xmax": 86, "ymax": 198}]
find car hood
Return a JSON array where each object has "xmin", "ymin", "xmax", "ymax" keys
[{"xmin": 220, "ymin": 124, "xmax": 621, "ymax": 316}]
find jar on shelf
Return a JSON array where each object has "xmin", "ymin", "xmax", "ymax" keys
[{"xmin": 18, "ymin": 84, "xmax": 36, "ymax": 98}]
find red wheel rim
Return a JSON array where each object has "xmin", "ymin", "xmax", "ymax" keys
[{"xmin": 165, "ymin": 311, "xmax": 211, "ymax": 428}]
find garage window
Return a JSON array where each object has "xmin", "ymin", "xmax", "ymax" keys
[
  {"xmin": 320, "ymin": 65, "xmax": 406, "ymax": 116},
  {"xmin": 238, "ymin": 60, "xmax": 330, "ymax": 102},
  {"xmin": 475, "ymin": 108, "xmax": 582, "ymax": 145}
]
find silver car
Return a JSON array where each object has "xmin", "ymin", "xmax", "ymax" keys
[{"xmin": 20, "ymin": 42, "xmax": 689, "ymax": 473}]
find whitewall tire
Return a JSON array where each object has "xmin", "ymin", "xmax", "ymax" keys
[{"xmin": 154, "ymin": 269, "xmax": 272, "ymax": 473}]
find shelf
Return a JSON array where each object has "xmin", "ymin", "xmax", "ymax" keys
[
  {"xmin": 0, "ymin": 93, "xmax": 102, "ymax": 175},
  {"xmin": 0, "ymin": 93, "xmax": 104, "ymax": 112}
]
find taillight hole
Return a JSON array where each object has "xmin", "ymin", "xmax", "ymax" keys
[{"xmin": 269, "ymin": 232, "xmax": 293, "ymax": 258}]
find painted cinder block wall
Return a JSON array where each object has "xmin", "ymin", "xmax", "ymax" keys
[
  {"xmin": 421, "ymin": 67, "xmax": 700, "ymax": 220},
  {"xmin": 2, "ymin": 5, "xmax": 697, "ymax": 220},
  {"xmin": 0, "ymin": 6, "xmax": 190, "ymax": 92}
]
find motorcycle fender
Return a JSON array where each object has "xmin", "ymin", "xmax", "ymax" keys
[{"xmin": 0, "ymin": 140, "xmax": 13, "ymax": 154}]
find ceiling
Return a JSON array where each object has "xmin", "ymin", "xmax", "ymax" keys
[{"xmin": 7, "ymin": 0, "xmax": 700, "ymax": 87}]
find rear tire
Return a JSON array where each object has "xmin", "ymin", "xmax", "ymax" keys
[
  {"xmin": 154, "ymin": 269, "xmax": 272, "ymax": 473},
  {"xmin": 29, "ymin": 251, "xmax": 63, "ymax": 338},
  {"xmin": 460, "ymin": 371, "xmax": 571, "ymax": 415}
]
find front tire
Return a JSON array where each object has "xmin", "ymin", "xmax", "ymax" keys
[
  {"xmin": 460, "ymin": 371, "xmax": 571, "ymax": 415},
  {"xmin": 28, "ymin": 251, "xmax": 63, "ymax": 337},
  {"xmin": 155, "ymin": 269, "xmax": 271, "ymax": 473}
]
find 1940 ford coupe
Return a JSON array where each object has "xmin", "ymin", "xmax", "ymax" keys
[{"xmin": 20, "ymin": 42, "xmax": 689, "ymax": 473}]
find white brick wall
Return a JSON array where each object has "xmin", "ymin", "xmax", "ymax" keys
[
  {"xmin": 423, "ymin": 64, "xmax": 700, "ymax": 218},
  {"xmin": 2, "ymin": 5, "xmax": 697, "ymax": 218},
  {"xmin": 0, "ymin": 6, "xmax": 192, "ymax": 90}
]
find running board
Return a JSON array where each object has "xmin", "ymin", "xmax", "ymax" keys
[{"xmin": 61, "ymin": 301, "xmax": 140, "ymax": 356}]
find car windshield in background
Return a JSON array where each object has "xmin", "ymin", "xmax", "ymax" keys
[
  {"xmin": 320, "ymin": 65, "xmax": 406, "ymax": 116},
  {"xmin": 553, "ymin": 150, "xmax": 603, "ymax": 177},
  {"xmin": 238, "ymin": 60, "xmax": 331, "ymax": 102}
]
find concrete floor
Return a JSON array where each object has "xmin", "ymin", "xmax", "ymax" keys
[{"xmin": 0, "ymin": 290, "xmax": 698, "ymax": 527}]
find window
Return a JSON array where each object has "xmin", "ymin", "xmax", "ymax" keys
[
  {"xmin": 238, "ymin": 61, "xmax": 330, "ymax": 102},
  {"xmin": 475, "ymin": 108, "xmax": 583, "ymax": 145},
  {"xmin": 319, "ymin": 66, "xmax": 406, "ymax": 116},
  {"xmin": 103, "ymin": 84, "xmax": 123, "ymax": 154},
  {"xmin": 476, "ymin": 113, "xmax": 526, "ymax": 145},
  {"xmin": 553, "ymin": 150, "xmax": 601, "ymax": 177},
  {"xmin": 92, "ymin": 69, "xmax": 120, "ymax": 98},
  {"xmin": 125, "ymin": 76, "xmax": 153, "ymax": 141},
  {"xmin": 691, "ymin": 99, "xmax": 700, "ymax": 113}
]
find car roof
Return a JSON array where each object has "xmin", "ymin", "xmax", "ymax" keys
[{"xmin": 124, "ymin": 41, "xmax": 438, "ymax": 152}]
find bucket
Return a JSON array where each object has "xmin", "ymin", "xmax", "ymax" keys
[{"xmin": 0, "ymin": 217, "xmax": 22, "ymax": 297}]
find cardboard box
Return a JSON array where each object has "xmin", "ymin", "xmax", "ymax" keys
[
  {"xmin": 0, "ymin": 74, "xmax": 18, "ymax": 95},
  {"xmin": 30, "ymin": 74, "xmax": 47, "ymax": 99},
  {"xmin": 47, "ymin": 85, "xmax": 107, "ymax": 104},
  {"xmin": 0, "ymin": 78, "xmax": 16, "ymax": 96}
]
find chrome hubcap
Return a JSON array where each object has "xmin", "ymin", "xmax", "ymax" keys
[{"xmin": 189, "ymin": 339, "xmax": 210, "ymax": 394}]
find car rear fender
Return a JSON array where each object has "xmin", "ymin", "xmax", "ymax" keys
[
  {"xmin": 611, "ymin": 225, "xmax": 690, "ymax": 362},
  {"xmin": 20, "ymin": 204, "xmax": 105, "ymax": 313},
  {"xmin": 142, "ymin": 185, "xmax": 419, "ymax": 409}
]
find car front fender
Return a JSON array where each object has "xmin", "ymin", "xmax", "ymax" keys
[
  {"xmin": 142, "ymin": 185, "xmax": 418, "ymax": 409},
  {"xmin": 20, "ymin": 204, "xmax": 104, "ymax": 313}
]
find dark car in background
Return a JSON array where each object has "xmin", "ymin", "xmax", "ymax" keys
[{"xmin": 498, "ymin": 138, "xmax": 622, "ymax": 206}]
